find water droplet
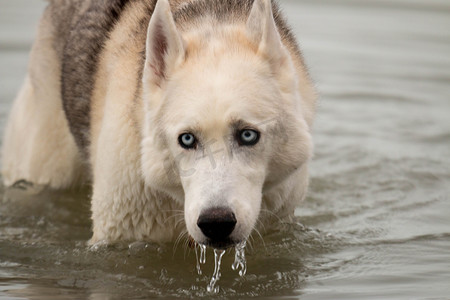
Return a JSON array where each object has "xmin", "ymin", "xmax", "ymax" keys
[
  {"xmin": 206, "ymin": 248, "xmax": 225, "ymax": 294},
  {"xmin": 200, "ymin": 244, "xmax": 207, "ymax": 264},
  {"xmin": 194, "ymin": 244, "xmax": 203, "ymax": 275},
  {"xmin": 232, "ymin": 240, "xmax": 247, "ymax": 277}
]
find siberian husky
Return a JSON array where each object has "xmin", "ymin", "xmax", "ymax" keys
[{"xmin": 1, "ymin": 0, "xmax": 316, "ymax": 248}]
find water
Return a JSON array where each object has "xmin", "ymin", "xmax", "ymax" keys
[
  {"xmin": 194, "ymin": 243, "xmax": 206, "ymax": 275},
  {"xmin": 1, "ymin": 0, "xmax": 450, "ymax": 299},
  {"xmin": 232, "ymin": 241, "xmax": 247, "ymax": 277},
  {"xmin": 206, "ymin": 249, "xmax": 226, "ymax": 294},
  {"xmin": 196, "ymin": 241, "xmax": 248, "ymax": 294}
]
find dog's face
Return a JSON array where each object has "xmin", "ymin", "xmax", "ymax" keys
[{"xmin": 141, "ymin": 0, "xmax": 312, "ymax": 248}]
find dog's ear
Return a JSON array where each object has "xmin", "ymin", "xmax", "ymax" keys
[
  {"xmin": 246, "ymin": 0, "xmax": 285, "ymax": 64},
  {"xmin": 144, "ymin": 0, "xmax": 185, "ymax": 88}
]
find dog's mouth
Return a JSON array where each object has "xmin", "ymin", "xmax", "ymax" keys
[
  {"xmin": 203, "ymin": 237, "xmax": 238, "ymax": 249},
  {"xmin": 188, "ymin": 236, "xmax": 239, "ymax": 250}
]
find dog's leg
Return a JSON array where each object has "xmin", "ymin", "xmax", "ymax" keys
[{"xmin": 1, "ymin": 11, "xmax": 85, "ymax": 190}]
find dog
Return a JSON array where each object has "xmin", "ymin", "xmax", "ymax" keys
[{"xmin": 1, "ymin": 0, "xmax": 316, "ymax": 249}]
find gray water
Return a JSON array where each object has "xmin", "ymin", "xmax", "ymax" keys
[{"xmin": 1, "ymin": 0, "xmax": 449, "ymax": 299}]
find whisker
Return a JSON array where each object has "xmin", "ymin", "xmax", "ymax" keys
[
  {"xmin": 164, "ymin": 213, "xmax": 185, "ymax": 224},
  {"xmin": 173, "ymin": 230, "xmax": 188, "ymax": 254},
  {"xmin": 253, "ymin": 227, "xmax": 267, "ymax": 253},
  {"xmin": 255, "ymin": 217, "xmax": 267, "ymax": 233},
  {"xmin": 260, "ymin": 208, "xmax": 285, "ymax": 224},
  {"xmin": 173, "ymin": 232, "xmax": 183, "ymax": 253},
  {"xmin": 162, "ymin": 209, "xmax": 185, "ymax": 214},
  {"xmin": 174, "ymin": 218, "xmax": 187, "ymax": 228},
  {"xmin": 182, "ymin": 237, "xmax": 192, "ymax": 260},
  {"xmin": 246, "ymin": 234, "xmax": 255, "ymax": 252}
]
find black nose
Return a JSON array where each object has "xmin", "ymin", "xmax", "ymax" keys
[{"xmin": 197, "ymin": 207, "xmax": 237, "ymax": 241}]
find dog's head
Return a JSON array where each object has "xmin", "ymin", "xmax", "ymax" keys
[{"xmin": 141, "ymin": 0, "xmax": 313, "ymax": 248}]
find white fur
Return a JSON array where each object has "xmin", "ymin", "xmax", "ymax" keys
[
  {"xmin": 1, "ymin": 13, "xmax": 85, "ymax": 189},
  {"xmin": 2, "ymin": 0, "xmax": 315, "ymax": 246},
  {"xmin": 140, "ymin": 0, "xmax": 313, "ymax": 245}
]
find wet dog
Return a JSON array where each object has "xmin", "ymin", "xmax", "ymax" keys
[{"xmin": 2, "ymin": 0, "xmax": 316, "ymax": 248}]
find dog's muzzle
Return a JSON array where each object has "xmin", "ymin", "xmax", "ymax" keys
[{"xmin": 197, "ymin": 207, "xmax": 237, "ymax": 248}]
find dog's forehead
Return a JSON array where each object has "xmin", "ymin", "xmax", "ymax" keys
[{"xmin": 163, "ymin": 55, "xmax": 282, "ymax": 124}]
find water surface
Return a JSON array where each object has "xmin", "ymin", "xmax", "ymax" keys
[{"xmin": 1, "ymin": 0, "xmax": 449, "ymax": 299}]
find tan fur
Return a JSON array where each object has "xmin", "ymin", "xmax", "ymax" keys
[
  {"xmin": 89, "ymin": 1, "xmax": 184, "ymax": 243},
  {"xmin": 2, "ymin": 0, "xmax": 316, "ymax": 246},
  {"xmin": 1, "ymin": 8, "xmax": 85, "ymax": 189}
]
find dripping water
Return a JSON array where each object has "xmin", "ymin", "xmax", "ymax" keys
[
  {"xmin": 195, "ymin": 244, "xmax": 207, "ymax": 275},
  {"xmin": 195, "ymin": 241, "xmax": 248, "ymax": 293},
  {"xmin": 199, "ymin": 244, "xmax": 206, "ymax": 264},
  {"xmin": 195, "ymin": 244, "xmax": 206, "ymax": 275},
  {"xmin": 232, "ymin": 241, "xmax": 247, "ymax": 276},
  {"xmin": 206, "ymin": 249, "xmax": 226, "ymax": 293}
]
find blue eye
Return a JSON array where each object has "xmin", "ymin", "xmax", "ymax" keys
[
  {"xmin": 238, "ymin": 129, "xmax": 260, "ymax": 146},
  {"xmin": 178, "ymin": 133, "xmax": 197, "ymax": 149}
]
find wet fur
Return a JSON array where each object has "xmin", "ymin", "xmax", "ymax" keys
[{"xmin": 1, "ymin": 0, "xmax": 316, "ymax": 244}]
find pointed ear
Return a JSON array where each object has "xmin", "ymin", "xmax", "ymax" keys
[
  {"xmin": 246, "ymin": 0, "xmax": 284, "ymax": 63},
  {"xmin": 144, "ymin": 0, "xmax": 184, "ymax": 88}
]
